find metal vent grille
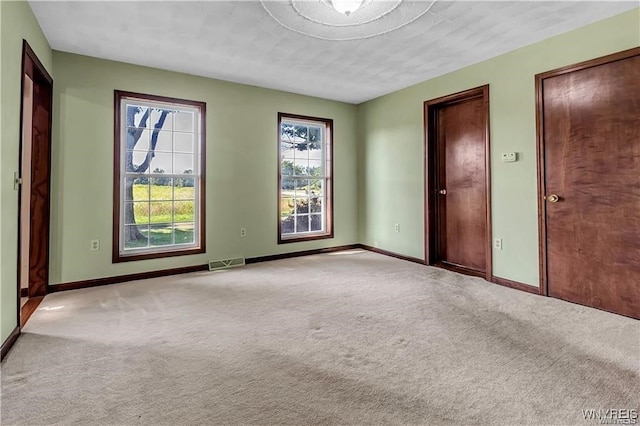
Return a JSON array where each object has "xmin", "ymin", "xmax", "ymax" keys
[{"xmin": 208, "ymin": 257, "xmax": 245, "ymax": 271}]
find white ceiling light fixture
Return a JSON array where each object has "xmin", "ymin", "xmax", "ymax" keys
[
  {"xmin": 331, "ymin": 0, "xmax": 365, "ymax": 16},
  {"xmin": 261, "ymin": 0, "xmax": 435, "ymax": 42}
]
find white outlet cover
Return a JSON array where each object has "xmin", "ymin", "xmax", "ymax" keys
[{"xmin": 501, "ymin": 152, "xmax": 517, "ymax": 162}]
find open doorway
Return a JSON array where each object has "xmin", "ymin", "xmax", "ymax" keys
[{"xmin": 17, "ymin": 40, "xmax": 53, "ymax": 327}]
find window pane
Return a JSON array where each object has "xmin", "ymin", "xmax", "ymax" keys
[
  {"xmin": 127, "ymin": 128, "xmax": 150, "ymax": 152},
  {"xmin": 294, "ymin": 125, "xmax": 308, "ymax": 141},
  {"xmin": 308, "ymin": 126, "xmax": 322, "ymax": 147},
  {"xmin": 281, "ymin": 197, "xmax": 295, "ymax": 218},
  {"xmin": 281, "ymin": 123, "xmax": 296, "ymax": 144},
  {"xmin": 150, "ymin": 152, "xmax": 173, "ymax": 174},
  {"xmin": 308, "ymin": 160, "xmax": 323, "ymax": 177},
  {"xmin": 174, "ymin": 200, "xmax": 195, "ymax": 223},
  {"xmin": 310, "ymin": 214, "xmax": 323, "ymax": 231},
  {"xmin": 125, "ymin": 202, "xmax": 149, "ymax": 225},
  {"xmin": 281, "ymin": 141, "xmax": 295, "ymax": 160},
  {"xmin": 295, "ymin": 157, "xmax": 310, "ymax": 174},
  {"xmin": 174, "ymin": 153, "xmax": 194, "ymax": 174},
  {"xmin": 150, "ymin": 201, "xmax": 172, "ymax": 224},
  {"xmin": 149, "ymin": 223, "xmax": 173, "ymax": 247},
  {"xmin": 154, "ymin": 130, "xmax": 172, "ymax": 152},
  {"xmin": 295, "ymin": 197, "xmax": 310, "ymax": 214},
  {"xmin": 310, "ymin": 196, "xmax": 323, "ymax": 213},
  {"xmin": 174, "ymin": 179, "xmax": 195, "ymax": 199},
  {"xmin": 125, "ymin": 104, "xmax": 143, "ymax": 126},
  {"xmin": 129, "ymin": 150, "xmax": 150, "ymax": 172},
  {"xmin": 296, "ymin": 215, "xmax": 309, "ymax": 232},
  {"xmin": 175, "ymin": 222, "xmax": 195, "ymax": 244},
  {"xmin": 281, "ymin": 218, "xmax": 295, "ymax": 234},
  {"xmin": 174, "ymin": 132, "xmax": 193, "ymax": 153},
  {"xmin": 130, "ymin": 176, "xmax": 150, "ymax": 199},
  {"xmin": 281, "ymin": 178, "xmax": 295, "ymax": 191},
  {"xmin": 309, "ymin": 179, "xmax": 322, "ymax": 194},
  {"xmin": 124, "ymin": 202, "xmax": 135, "ymax": 224},
  {"xmin": 125, "ymin": 177, "xmax": 143, "ymax": 201},
  {"xmin": 158, "ymin": 110, "xmax": 173, "ymax": 131},
  {"xmin": 150, "ymin": 179, "xmax": 172, "ymax": 200},
  {"xmin": 124, "ymin": 224, "xmax": 149, "ymax": 249},
  {"xmin": 174, "ymin": 111, "xmax": 194, "ymax": 132},
  {"xmin": 281, "ymin": 161, "xmax": 292, "ymax": 177},
  {"xmin": 295, "ymin": 180, "xmax": 310, "ymax": 197}
]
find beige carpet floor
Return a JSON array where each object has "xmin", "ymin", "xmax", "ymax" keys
[{"xmin": 1, "ymin": 249, "xmax": 638, "ymax": 425}]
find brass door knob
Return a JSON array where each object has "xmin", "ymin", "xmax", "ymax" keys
[
  {"xmin": 439, "ymin": 189, "xmax": 447, "ymax": 195},
  {"xmin": 547, "ymin": 194, "xmax": 560, "ymax": 203}
]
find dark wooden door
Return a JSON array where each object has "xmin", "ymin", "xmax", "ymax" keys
[
  {"xmin": 18, "ymin": 40, "xmax": 53, "ymax": 326},
  {"xmin": 425, "ymin": 86, "xmax": 491, "ymax": 279},
  {"xmin": 538, "ymin": 49, "xmax": 640, "ymax": 319},
  {"xmin": 27, "ymin": 80, "xmax": 52, "ymax": 297}
]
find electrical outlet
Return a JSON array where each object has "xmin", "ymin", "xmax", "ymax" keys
[
  {"xmin": 494, "ymin": 238, "xmax": 502, "ymax": 250},
  {"xmin": 240, "ymin": 228, "xmax": 246, "ymax": 237},
  {"xmin": 501, "ymin": 152, "xmax": 517, "ymax": 162},
  {"xmin": 394, "ymin": 223, "xmax": 400, "ymax": 232},
  {"xmin": 90, "ymin": 240, "xmax": 100, "ymax": 251}
]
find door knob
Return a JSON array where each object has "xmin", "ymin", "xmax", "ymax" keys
[
  {"xmin": 546, "ymin": 194, "xmax": 560, "ymax": 203},
  {"xmin": 439, "ymin": 189, "xmax": 447, "ymax": 195}
]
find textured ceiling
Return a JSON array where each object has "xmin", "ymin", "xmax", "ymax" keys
[{"xmin": 29, "ymin": 1, "xmax": 638, "ymax": 104}]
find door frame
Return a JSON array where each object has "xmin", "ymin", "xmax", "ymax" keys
[
  {"xmin": 535, "ymin": 47, "xmax": 640, "ymax": 297},
  {"xmin": 17, "ymin": 40, "xmax": 53, "ymax": 327},
  {"xmin": 423, "ymin": 85, "xmax": 492, "ymax": 281}
]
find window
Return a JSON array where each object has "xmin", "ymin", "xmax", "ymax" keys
[
  {"xmin": 113, "ymin": 91, "xmax": 206, "ymax": 262},
  {"xmin": 278, "ymin": 113, "xmax": 333, "ymax": 243}
]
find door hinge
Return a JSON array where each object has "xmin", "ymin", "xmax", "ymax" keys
[{"xmin": 14, "ymin": 172, "xmax": 22, "ymax": 190}]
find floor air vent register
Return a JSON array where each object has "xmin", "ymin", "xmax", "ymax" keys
[{"xmin": 208, "ymin": 257, "xmax": 246, "ymax": 271}]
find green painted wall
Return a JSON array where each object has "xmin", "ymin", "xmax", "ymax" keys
[
  {"xmin": 50, "ymin": 52, "xmax": 359, "ymax": 285},
  {"xmin": 0, "ymin": 1, "xmax": 53, "ymax": 343},
  {"xmin": 358, "ymin": 8, "xmax": 640, "ymax": 286},
  {"xmin": 2, "ymin": 4, "xmax": 638, "ymax": 347}
]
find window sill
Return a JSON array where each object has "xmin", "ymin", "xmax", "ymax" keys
[
  {"xmin": 278, "ymin": 232, "xmax": 334, "ymax": 245},
  {"xmin": 112, "ymin": 245, "xmax": 205, "ymax": 263}
]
